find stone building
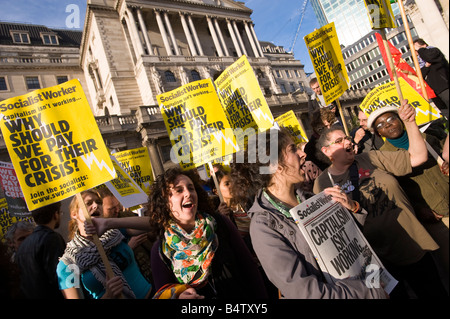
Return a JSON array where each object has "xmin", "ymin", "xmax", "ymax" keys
[{"xmin": 1, "ymin": 0, "xmax": 368, "ymax": 176}]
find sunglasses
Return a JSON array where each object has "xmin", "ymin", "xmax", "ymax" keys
[{"xmin": 326, "ymin": 136, "xmax": 353, "ymax": 147}]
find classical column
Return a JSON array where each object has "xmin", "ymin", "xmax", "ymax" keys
[
  {"xmin": 126, "ymin": 8, "xmax": 145, "ymax": 58},
  {"xmin": 226, "ymin": 19, "xmax": 242, "ymax": 56},
  {"xmin": 187, "ymin": 15, "xmax": 204, "ymax": 56},
  {"xmin": 164, "ymin": 11, "xmax": 181, "ymax": 55},
  {"xmin": 244, "ymin": 21, "xmax": 260, "ymax": 57},
  {"xmin": 154, "ymin": 9, "xmax": 173, "ymax": 55},
  {"xmin": 265, "ymin": 65, "xmax": 280, "ymax": 94},
  {"xmin": 207, "ymin": 16, "xmax": 224, "ymax": 57},
  {"xmin": 250, "ymin": 22, "xmax": 264, "ymax": 57},
  {"xmin": 232, "ymin": 20, "xmax": 248, "ymax": 56},
  {"xmin": 214, "ymin": 18, "xmax": 229, "ymax": 56},
  {"xmin": 146, "ymin": 139, "xmax": 164, "ymax": 177},
  {"xmin": 180, "ymin": 13, "xmax": 197, "ymax": 56},
  {"xmin": 136, "ymin": 8, "xmax": 153, "ymax": 55}
]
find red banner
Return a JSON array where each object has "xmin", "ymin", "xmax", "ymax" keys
[{"xmin": 375, "ymin": 32, "xmax": 436, "ymax": 99}]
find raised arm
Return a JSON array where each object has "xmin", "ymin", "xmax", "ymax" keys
[
  {"xmin": 88, "ymin": 216, "xmax": 151, "ymax": 237},
  {"xmin": 399, "ymin": 99, "xmax": 428, "ymax": 167}
]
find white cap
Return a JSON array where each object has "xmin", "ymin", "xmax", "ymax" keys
[{"xmin": 367, "ymin": 105, "xmax": 399, "ymax": 129}]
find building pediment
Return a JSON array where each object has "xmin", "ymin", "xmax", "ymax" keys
[{"xmin": 125, "ymin": 0, "xmax": 252, "ymax": 14}]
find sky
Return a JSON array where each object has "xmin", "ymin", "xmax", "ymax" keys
[{"xmin": 0, "ymin": 0, "xmax": 320, "ymax": 72}]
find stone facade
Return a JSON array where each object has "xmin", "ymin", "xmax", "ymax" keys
[{"xmin": 0, "ymin": 0, "xmax": 369, "ymax": 176}]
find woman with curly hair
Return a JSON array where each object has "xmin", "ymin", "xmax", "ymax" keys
[
  {"xmin": 89, "ymin": 168, "xmax": 267, "ymax": 299},
  {"xmin": 230, "ymin": 127, "xmax": 386, "ymax": 299}
]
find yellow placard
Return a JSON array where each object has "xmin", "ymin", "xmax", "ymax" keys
[
  {"xmin": 304, "ymin": 22, "xmax": 349, "ymax": 105},
  {"xmin": 364, "ymin": 0, "xmax": 397, "ymax": 29},
  {"xmin": 103, "ymin": 156, "xmax": 148, "ymax": 208},
  {"xmin": 215, "ymin": 55, "xmax": 275, "ymax": 148},
  {"xmin": 109, "ymin": 157, "xmax": 143, "ymax": 197},
  {"xmin": 275, "ymin": 110, "xmax": 308, "ymax": 144},
  {"xmin": 112, "ymin": 147, "xmax": 154, "ymax": 195},
  {"xmin": 0, "ymin": 198, "xmax": 34, "ymax": 243},
  {"xmin": 0, "ymin": 79, "xmax": 116, "ymax": 210},
  {"xmin": 157, "ymin": 78, "xmax": 239, "ymax": 170},
  {"xmin": 359, "ymin": 78, "xmax": 442, "ymax": 125}
]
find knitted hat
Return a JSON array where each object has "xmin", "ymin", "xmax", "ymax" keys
[{"xmin": 367, "ymin": 105, "xmax": 399, "ymax": 129}]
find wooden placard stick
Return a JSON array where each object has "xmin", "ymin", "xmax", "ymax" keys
[
  {"xmin": 379, "ymin": 29, "xmax": 404, "ymax": 103},
  {"xmin": 397, "ymin": 0, "xmax": 429, "ymax": 102},
  {"xmin": 76, "ymin": 192, "xmax": 115, "ymax": 279},
  {"xmin": 208, "ymin": 162, "xmax": 224, "ymax": 203},
  {"xmin": 335, "ymin": 98, "xmax": 350, "ymax": 136}
]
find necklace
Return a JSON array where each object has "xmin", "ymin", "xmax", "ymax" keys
[{"xmin": 263, "ymin": 189, "xmax": 301, "ymax": 219}]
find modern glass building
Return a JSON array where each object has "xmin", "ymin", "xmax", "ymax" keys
[{"xmin": 310, "ymin": 0, "xmax": 400, "ymax": 46}]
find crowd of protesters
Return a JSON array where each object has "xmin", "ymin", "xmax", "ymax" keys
[{"xmin": 1, "ymin": 40, "xmax": 449, "ymax": 300}]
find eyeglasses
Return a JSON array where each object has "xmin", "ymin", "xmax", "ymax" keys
[
  {"xmin": 375, "ymin": 115, "xmax": 398, "ymax": 130},
  {"xmin": 326, "ymin": 136, "xmax": 352, "ymax": 147}
]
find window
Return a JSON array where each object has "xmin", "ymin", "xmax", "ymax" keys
[
  {"xmin": 290, "ymin": 82, "xmax": 296, "ymax": 91},
  {"xmin": 0, "ymin": 77, "xmax": 8, "ymax": 91},
  {"xmin": 165, "ymin": 71, "xmax": 176, "ymax": 82},
  {"xmin": 26, "ymin": 76, "xmax": 40, "ymax": 90},
  {"xmin": 191, "ymin": 70, "xmax": 201, "ymax": 81},
  {"xmin": 280, "ymin": 84, "xmax": 287, "ymax": 94},
  {"xmin": 56, "ymin": 76, "xmax": 68, "ymax": 84},
  {"xmin": 11, "ymin": 31, "xmax": 30, "ymax": 44},
  {"xmin": 41, "ymin": 34, "xmax": 58, "ymax": 45},
  {"xmin": 275, "ymin": 70, "xmax": 281, "ymax": 78},
  {"xmin": 285, "ymin": 70, "xmax": 291, "ymax": 78}
]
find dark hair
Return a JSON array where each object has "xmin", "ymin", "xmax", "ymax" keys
[
  {"xmin": 208, "ymin": 166, "xmax": 228, "ymax": 192},
  {"xmin": 230, "ymin": 127, "xmax": 295, "ymax": 209},
  {"xmin": 147, "ymin": 167, "xmax": 215, "ymax": 238},
  {"xmin": 31, "ymin": 202, "xmax": 61, "ymax": 225},
  {"xmin": 413, "ymin": 38, "xmax": 428, "ymax": 46},
  {"xmin": 317, "ymin": 126, "xmax": 346, "ymax": 149},
  {"xmin": 95, "ymin": 187, "xmax": 114, "ymax": 199},
  {"xmin": 67, "ymin": 189, "xmax": 100, "ymax": 240},
  {"xmin": 309, "ymin": 77, "xmax": 318, "ymax": 86}
]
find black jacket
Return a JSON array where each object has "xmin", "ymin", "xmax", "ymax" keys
[
  {"xmin": 418, "ymin": 47, "xmax": 449, "ymax": 94},
  {"xmin": 15, "ymin": 225, "xmax": 66, "ymax": 299}
]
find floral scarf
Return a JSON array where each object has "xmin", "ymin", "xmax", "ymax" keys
[{"xmin": 162, "ymin": 212, "xmax": 218, "ymax": 286}]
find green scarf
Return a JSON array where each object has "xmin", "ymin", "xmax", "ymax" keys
[
  {"xmin": 162, "ymin": 212, "xmax": 218, "ymax": 286},
  {"xmin": 387, "ymin": 130, "xmax": 409, "ymax": 150}
]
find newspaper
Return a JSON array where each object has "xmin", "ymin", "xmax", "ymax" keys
[{"xmin": 289, "ymin": 192, "xmax": 398, "ymax": 294}]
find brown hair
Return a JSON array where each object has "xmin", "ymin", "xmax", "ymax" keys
[
  {"xmin": 147, "ymin": 167, "xmax": 215, "ymax": 238},
  {"xmin": 67, "ymin": 190, "xmax": 101, "ymax": 240}
]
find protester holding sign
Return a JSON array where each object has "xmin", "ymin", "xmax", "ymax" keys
[
  {"xmin": 57, "ymin": 190, "xmax": 152, "ymax": 299},
  {"xmin": 369, "ymin": 105, "xmax": 449, "ymax": 294},
  {"xmin": 87, "ymin": 168, "xmax": 268, "ymax": 299},
  {"xmin": 230, "ymin": 127, "xmax": 386, "ymax": 298},
  {"xmin": 314, "ymin": 100, "xmax": 447, "ymax": 298}
]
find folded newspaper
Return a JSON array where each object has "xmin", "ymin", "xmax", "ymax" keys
[{"xmin": 289, "ymin": 191, "xmax": 398, "ymax": 294}]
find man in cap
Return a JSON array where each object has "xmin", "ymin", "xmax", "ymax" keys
[{"xmin": 369, "ymin": 104, "xmax": 449, "ymax": 294}]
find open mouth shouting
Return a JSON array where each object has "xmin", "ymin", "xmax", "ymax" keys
[{"xmin": 182, "ymin": 200, "xmax": 195, "ymax": 209}]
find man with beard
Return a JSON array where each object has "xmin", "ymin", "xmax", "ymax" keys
[{"xmin": 15, "ymin": 202, "xmax": 66, "ymax": 299}]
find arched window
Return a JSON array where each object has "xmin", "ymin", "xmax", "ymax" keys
[
  {"xmin": 191, "ymin": 70, "xmax": 201, "ymax": 81},
  {"xmin": 165, "ymin": 71, "xmax": 176, "ymax": 82}
]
